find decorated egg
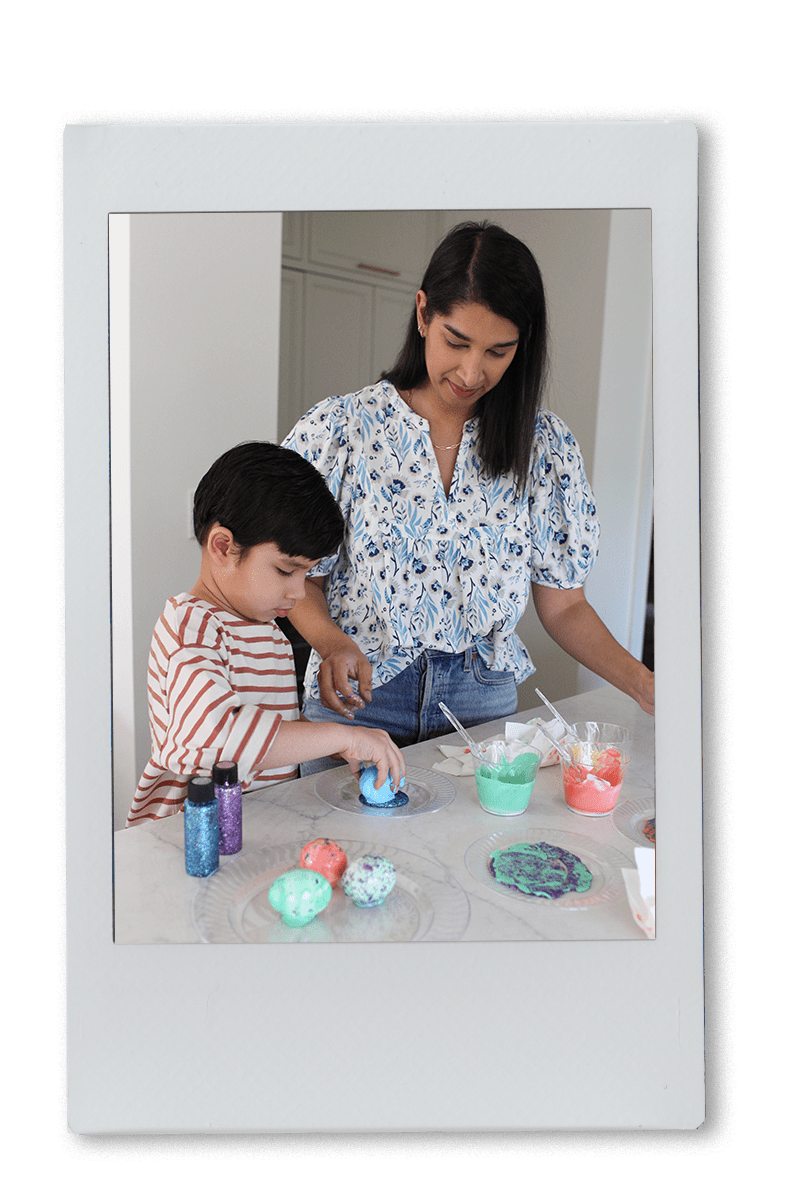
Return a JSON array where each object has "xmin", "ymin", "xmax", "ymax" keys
[
  {"xmin": 358, "ymin": 765, "xmax": 408, "ymax": 808},
  {"xmin": 341, "ymin": 855, "xmax": 396, "ymax": 907},
  {"xmin": 300, "ymin": 838, "xmax": 348, "ymax": 887},
  {"xmin": 268, "ymin": 868, "xmax": 332, "ymax": 927}
]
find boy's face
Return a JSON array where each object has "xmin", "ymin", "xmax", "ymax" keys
[{"xmin": 221, "ymin": 541, "xmax": 320, "ymax": 624}]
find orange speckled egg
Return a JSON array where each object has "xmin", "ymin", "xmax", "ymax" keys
[{"xmin": 300, "ymin": 838, "xmax": 348, "ymax": 887}]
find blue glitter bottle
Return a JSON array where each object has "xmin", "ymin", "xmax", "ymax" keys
[
  {"xmin": 184, "ymin": 776, "xmax": 219, "ymax": 877},
  {"xmin": 212, "ymin": 760, "xmax": 242, "ymax": 855}
]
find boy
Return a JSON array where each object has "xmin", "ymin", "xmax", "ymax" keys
[{"xmin": 126, "ymin": 442, "xmax": 405, "ymax": 826}]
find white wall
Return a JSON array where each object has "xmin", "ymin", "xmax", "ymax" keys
[
  {"xmin": 112, "ymin": 212, "xmax": 283, "ymax": 828},
  {"xmin": 578, "ymin": 209, "xmax": 654, "ymax": 693}
]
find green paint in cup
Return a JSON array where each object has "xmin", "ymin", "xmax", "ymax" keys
[{"xmin": 475, "ymin": 751, "xmax": 541, "ymax": 816}]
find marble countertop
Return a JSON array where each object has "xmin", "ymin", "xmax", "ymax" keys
[{"xmin": 113, "ymin": 686, "xmax": 655, "ymax": 944}]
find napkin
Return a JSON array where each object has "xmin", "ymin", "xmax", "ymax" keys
[
  {"xmin": 622, "ymin": 847, "xmax": 655, "ymax": 939},
  {"xmin": 432, "ymin": 717, "xmax": 566, "ymax": 776}
]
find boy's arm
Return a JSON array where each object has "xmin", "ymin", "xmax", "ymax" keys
[
  {"xmin": 286, "ymin": 577, "xmax": 374, "ymax": 717},
  {"xmin": 259, "ymin": 717, "xmax": 405, "ymax": 789},
  {"xmin": 159, "ymin": 640, "xmax": 404, "ymax": 789}
]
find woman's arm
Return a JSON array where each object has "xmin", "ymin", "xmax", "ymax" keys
[
  {"xmin": 531, "ymin": 583, "xmax": 655, "ymax": 715},
  {"xmin": 286, "ymin": 577, "xmax": 374, "ymax": 717}
]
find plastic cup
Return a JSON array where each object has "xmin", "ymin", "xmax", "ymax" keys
[
  {"xmin": 475, "ymin": 751, "xmax": 541, "ymax": 816},
  {"xmin": 560, "ymin": 726, "xmax": 631, "ymax": 817},
  {"xmin": 568, "ymin": 722, "xmax": 633, "ymax": 757}
]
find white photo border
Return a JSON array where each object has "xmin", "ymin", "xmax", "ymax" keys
[{"xmin": 65, "ymin": 121, "xmax": 702, "ymax": 1133}]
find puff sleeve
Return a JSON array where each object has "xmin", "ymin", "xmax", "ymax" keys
[{"xmin": 527, "ymin": 410, "xmax": 600, "ymax": 587}]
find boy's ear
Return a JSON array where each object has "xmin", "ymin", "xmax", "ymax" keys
[{"xmin": 205, "ymin": 525, "xmax": 237, "ymax": 566}]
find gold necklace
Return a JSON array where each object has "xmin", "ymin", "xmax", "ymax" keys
[{"xmin": 403, "ymin": 389, "xmax": 463, "ymax": 451}]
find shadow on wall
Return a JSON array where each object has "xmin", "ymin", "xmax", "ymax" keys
[{"xmin": 642, "ymin": 534, "xmax": 654, "ymax": 672}]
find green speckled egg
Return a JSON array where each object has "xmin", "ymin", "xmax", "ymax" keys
[{"xmin": 268, "ymin": 868, "xmax": 332, "ymax": 927}]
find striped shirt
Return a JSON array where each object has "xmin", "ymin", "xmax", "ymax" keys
[{"xmin": 126, "ymin": 593, "xmax": 298, "ymax": 826}]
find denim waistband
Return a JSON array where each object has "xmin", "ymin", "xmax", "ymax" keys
[{"xmin": 419, "ymin": 647, "xmax": 476, "ymax": 669}]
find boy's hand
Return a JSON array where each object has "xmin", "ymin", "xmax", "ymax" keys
[
  {"xmin": 338, "ymin": 727, "xmax": 406, "ymax": 791},
  {"xmin": 316, "ymin": 643, "xmax": 374, "ymax": 718}
]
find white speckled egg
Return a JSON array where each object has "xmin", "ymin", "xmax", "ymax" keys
[{"xmin": 341, "ymin": 855, "xmax": 396, "ymax": 907}]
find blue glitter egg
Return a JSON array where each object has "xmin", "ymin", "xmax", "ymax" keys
[{"xmin": 358, "ymin": 765, "xmax": 408, "ymax": 808}]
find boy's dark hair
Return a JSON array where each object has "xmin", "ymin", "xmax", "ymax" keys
[
  {"xmin": 382, "ymin": 221, "xmax": 548, "ymax": 495},
  {"xmin": 193, "ymin": 441, "xmax": 344, "ymax": 561}
]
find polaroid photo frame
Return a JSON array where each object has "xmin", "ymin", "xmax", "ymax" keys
[{"xmin": 65, "ymin": 121, "xmax": 702, "ymax": 1133}]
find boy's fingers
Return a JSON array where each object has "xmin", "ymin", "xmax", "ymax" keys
[{"xmin": 375, "ymin": 749, "xmax": 406, "ymax": 790}]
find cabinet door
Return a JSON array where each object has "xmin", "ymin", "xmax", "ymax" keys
[
  {"xmin": 281, "ymin": 212, "xmax": 304, "ymax": 263},
  {"xmin": 309, "ymin": 211, "xmax": 441, "ymax": 286},
  {"xmin": 373, "ymin": 287, "xmax": 415, "ymax": 382},
  {"xmin": 302, "ymin": 274, "xmax": 374, "ymax": 411},
  {"xmin": 277, "ymin": 269, "xmax": 304, "ymax": 440}
]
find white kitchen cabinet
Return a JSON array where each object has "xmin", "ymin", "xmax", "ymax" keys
[
  {"xmin": 281, "ymin": 211, "xmax": 304, "ymax": 262},
  {"xmin": 307, "ymin": 210, "xmax": 442, "ymax": 286},
  {"xmin": 372, "ymin": 286, "xmax": 414, "ymax": 381},
  {"xmin": 303, "ymin": 273, "xmax": 373, "ymax": 409},
  {"xmin": 278, "ymin": 266, "xmax": 418, "ymax": 438},
  {"xmin": 277, "ymin": 269, "xmax": 304, "ymax": 439},
  {"xmin": 278, "ymin": 211, "xmax": 435, "ymax": 436}
]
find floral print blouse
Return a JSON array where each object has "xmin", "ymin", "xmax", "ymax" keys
[{"xmin": 283, "ymin": 380, "xmax": 599, "ymax": 701}]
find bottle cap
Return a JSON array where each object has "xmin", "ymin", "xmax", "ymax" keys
[
  {"xmin": 186, "ymin": 776, "xmax": 215, "ymax": 805},
  {"xmin": 212, "ymin": 760, "xmax": 238, "ymax": 786}
]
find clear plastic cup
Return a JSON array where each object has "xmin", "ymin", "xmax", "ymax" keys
[
  {"xmin": 475, "ymin": 751, "xmax": 541, "ymax": 816},
  {"xmin": 560, "ymin": 724, "xmax": 632, "ymax": 817}
]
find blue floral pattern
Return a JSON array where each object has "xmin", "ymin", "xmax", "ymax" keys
[{"xmin": 283, "ymin": 381, "xmax": 599, "ymax": 701}]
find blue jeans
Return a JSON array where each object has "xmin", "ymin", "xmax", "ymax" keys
[{"xmin": 299, "ymin": 647, "xmax": 517, "ymax": 776}]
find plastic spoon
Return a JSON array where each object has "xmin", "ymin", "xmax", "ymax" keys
[
  {"xmin": 438, "ymin": 702, "xmax": 488, "ymax": 763},
  {"xmin": 534, "ymin": 721, "xmax": 575, "ymax": 766},
  {"xmin": 534, "ymin": 688, "xmax": 581, "ymax": 741}
]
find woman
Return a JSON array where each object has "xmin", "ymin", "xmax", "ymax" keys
[{"xmin": 283, "ymin": 221, "xmax": 654, "ymax": 773}]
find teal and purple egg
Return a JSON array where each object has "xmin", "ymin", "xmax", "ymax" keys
[{"xmin": 341, "ymin": 855, "xmax": 396, "ymax": 907}]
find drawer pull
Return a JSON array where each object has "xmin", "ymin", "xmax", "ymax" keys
[{"xmin": 357, "ymin": 262, "xmax": 400, "ymax": 276}]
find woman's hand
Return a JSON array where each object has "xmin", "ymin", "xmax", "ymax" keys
[
  {"xmin": 286, "ymin": 576, "xmax": 374, "ymax": 718},
  {"xmin": 629, "ymin": 662, "xmax": 655, "ymax": 716},
  {"xmin": 316, "ymin": 643, "xmax": 374, "ymax": 718},
  {"xmin": 336, "ymin": 726, "xmax": 406, "ymax": 790}
]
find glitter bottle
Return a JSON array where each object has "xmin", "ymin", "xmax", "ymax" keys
[
  {"xmin": 184, "ymin": 776, "xmax": 219, "ymax": 877},
  {"xmin": 212, "ymin": 760, "xmax": 242, "ymax": 855}
]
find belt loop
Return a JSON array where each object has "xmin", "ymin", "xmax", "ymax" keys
[{"xmin": 463, "ymin": 647, "xmax": 473, "ymax": 671}]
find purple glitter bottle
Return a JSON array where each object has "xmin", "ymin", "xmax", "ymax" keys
[
  {"xmin": 184, "ymin": 776, "xmax": 219, "ymax": 877},
  {"xmin": 213, "ymin": 760, "xmax": 242, "ymax": 855}
]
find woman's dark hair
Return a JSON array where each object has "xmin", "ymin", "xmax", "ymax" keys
[
  {"xmin": 382, "ymin": 221, "xmax": 548, "ymax": 492},
  {"xmin": 193, "ymin": 441, "xmax": 344, "ymax": 561}
]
